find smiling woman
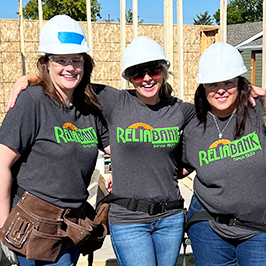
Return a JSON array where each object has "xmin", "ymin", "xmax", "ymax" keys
[
  {"xmin": 47, "ymin": 53, "xmax": 85, "ymax": 104},
  {"xmin": 0, "ymin": 15, "xmax": 109, "ymax": 266},
  {"xmin": 5, "ymin": 35, "xmax": 196, "ymax": 266},
  {"xmin": 122, "ymin": 36, "xmax": 171, "ymax": 105},
  {"xmin": 180, "ymin": 42, "xmax": 266, "ymax": 266}
]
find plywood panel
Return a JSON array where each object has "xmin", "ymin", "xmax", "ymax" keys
[{"xmin": 0, "ymin": 18, "xmax": 220, "ymax": 123}]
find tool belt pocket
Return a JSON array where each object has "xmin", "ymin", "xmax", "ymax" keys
[
  {"xmin": 25, "ymin": 228, "xmax": 66, "ymax": 261},
  {"xmin": 0, "ymin": 192, "xmax": 66, "ymax": 262},
  {"xmin": 63, "ymin": 202, "xmax": 108, "ymax": 255},
  {"xmin": 79, "ymin": 217, "xmax": 107, "ymax": 256},
  {"xmin": 63, "ymin": 214, "xmax": 93, "ymax": 247}
]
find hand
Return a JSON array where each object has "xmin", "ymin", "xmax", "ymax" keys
[
  {"xmin": 5, "ymin": 76, "xmax": 29, "ymax": 113},
  {"xmin": 249, "ymin": 85, "xmax": 265, "ymax": 107},
  {"xmin": 105, "ymin": 175, "xmax": 113, "ymax": 193},
  {"xmin": 1, "ymin": 240, "xmax": 18, "ymax": 265}
]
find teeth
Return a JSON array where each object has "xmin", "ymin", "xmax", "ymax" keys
[
  {"xmin": 144, "ymin": 84, "xmax": 154, "ymax": 88},
  {"xmin": 64, "ymin": 75, "xmax": 75, "ymax": 78}
]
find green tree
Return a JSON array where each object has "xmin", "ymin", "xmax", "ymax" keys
[
  {"xmin": 193, "ymin": 11, "xmax": 213, "ymax": 25},
  {"xmin": 22, "ymin": 0, "xmax": 101, "ymax": 21},
  {"xmin": 213, "ymin": 0, "xmax": 263, "ymax": 25},
  {"xmin": 118, "ymin": 9, "xmax": 144, "ymax": 23}
]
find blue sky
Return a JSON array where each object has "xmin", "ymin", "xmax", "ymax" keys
[{"xmin": 1, "ymin": 0, "xmax": 229, "ymax": 25}]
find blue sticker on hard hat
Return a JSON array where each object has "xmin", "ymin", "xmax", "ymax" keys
[{"xmin": 58, "ymin": 32, "xmax": 84, "ymax": 44}]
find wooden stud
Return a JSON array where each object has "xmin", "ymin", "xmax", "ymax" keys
[
  {"xmin": 251, "ymin": 52, "xmax": 256, "ymax": 85},
  {"xmin": 164, "ymin": 0, "xmax": 173, "ymax": 86},
  {"xmin": 177, "ymin": 0, "xmax": 184, "ymax": 99},
  {"xmin": 262, "ymin": 0, "xmax": 266, "ymax": 88},
  {"xmin": 132, "ymin": 0, "xmax": 138, "ymax": 38},
  {"xmin": 38, "ymin": 0, "xmax": 43, "ymax": 32},
  {"xmin": 18, "ymin": 0, "xmax": 26, "ymax": 75},
  {"xmin": 120, "ymin": 0, "xmax": 126, "ymax": 89},
  {"xmin": 220, "ymin": 0, "xmax": 227, "ymax": 43},
  {"xmin": 86, "ymin": 0, "xmax": 93, "ymax": 55}
]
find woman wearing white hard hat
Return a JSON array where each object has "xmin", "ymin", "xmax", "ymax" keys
[
  {"xmin": 179, "ymin": 42, "xmax": 266, "ymax": 265},
  {"xmin": 97, "ymin": 36, "xmax": 194, "ymax": 266},
  {"xmin": 9, "ymin": 35, "xmax": 195, "ymax": 265},
  {"xmin": 0, "ymin": 15, "xmax": 109, "ymax": 265}
]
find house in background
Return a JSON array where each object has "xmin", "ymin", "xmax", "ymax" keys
[{"xmin": 227, "ymin": 21, "xmax": 263, "ymax": 87}]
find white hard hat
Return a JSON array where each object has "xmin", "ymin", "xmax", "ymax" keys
[
  {"xmin": 196, "ymin": 42, "xmax": 247, "ymax": 84},
  {"xmin": 38, "ymin": 15, "xmax": 91, "ymax": 55},
  {"xmin": 122, "ymin": 36, "xmax": 170, "ymax": 80}
]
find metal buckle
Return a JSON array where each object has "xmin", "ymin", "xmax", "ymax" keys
[
  {"xmin": 149, "ymin": 202, "xmax": 166, "ymax": 215},
  {"xmin": 215, "ymin": 215, "xmax": 236, "ymax": 226},
  {"xmin": 127, "ymin": 198, "xmax": 138, "ymax": 212}
]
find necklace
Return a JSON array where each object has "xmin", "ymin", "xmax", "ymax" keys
[{"xmin": 210, "ymin": 111, "xmax": 235, "ymax": 138}]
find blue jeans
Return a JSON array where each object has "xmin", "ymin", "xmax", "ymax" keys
[
  {"xmin": 16, "ymin": 246, "xmax": 80, "ymax": 266},
  {"xmin": 188, "ymin": 195, "xmax": 266, "ymax": 266},
  {"xmin": 109, "ymin": 211, "xmax": 184, "ymax": 266}
]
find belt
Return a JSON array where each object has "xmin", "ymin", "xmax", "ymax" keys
[
  {"xmin": 16, "ymin": 186, "xmax": 85, "ymax": 218},
  {"xmin": 98, "ymin": 193, "xmax": 184, "ymax": 215},
  {"xmin": 186, "ymin": 208, "xmax": 266, "ymax": 233},
  {"xmin": 17, "ymin": 186, "xmax": 29, "ymax": 198}
]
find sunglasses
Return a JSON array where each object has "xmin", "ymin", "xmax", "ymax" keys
[
  {"xmin": 48, "ymin": 55, "xmax": 84, "ymax": 68},
  {"xmin": 131, "ymin": 66, "xmax": 162, "ymax": 83},
  {"xmin": 204, "ymin": 78, "xmax": 238, "ymax": 92}
]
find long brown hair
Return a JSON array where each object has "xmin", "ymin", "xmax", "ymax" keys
[
  {"xmin": 35, "ymin": 53, "xmax": 99, "ymax": 111},
  {"xmin": 194, "ymin": 76, "xmax": 252, "ymax": 139}
]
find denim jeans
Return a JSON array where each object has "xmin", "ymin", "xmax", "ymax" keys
[
  {"xmin": 16, "ymin": 246, "xmax": 80, "ymax": 266},
  {"xmin": 109, "ymin": 211, "xmax": 184, "ymax": 266},
  {"xmin": 188, "ymin": 195, "xmax": 266, "ymax": 266}
]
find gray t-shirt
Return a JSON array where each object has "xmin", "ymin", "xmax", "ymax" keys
[
  {"xmin": 0, "ymin": 86, "xmax": 109, "ymax": 209},
  {"xmin": 94, "ymin": 85, "xmax": 195, "ymax": 224},
  {"xmin": 182, "ymin": 98, "xmax": 266, "ymax": 238}
]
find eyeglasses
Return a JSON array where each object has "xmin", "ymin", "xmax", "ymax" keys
[
  {"xmin": 204, "ymin": 78, "xmax": 238, "ymax": 92},
  {"xmin": 131, "ymin": 66, "xmax": 162, "ymax": 83},
  {"xmin": 48, "ymin": 55, "xmax": 84, "ymax": 68}
]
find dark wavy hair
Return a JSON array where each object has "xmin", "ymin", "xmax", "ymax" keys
[
  {"xmin": 35, "ymin": 53, "xmax": 99, "ymax": 111},
  {"xmin": 194, "ymin": 76, "xmax": 252, "ymax": 139}
]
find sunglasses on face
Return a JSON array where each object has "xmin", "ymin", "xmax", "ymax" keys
[
  {"xmin": 131, "ymin": 66, "xmax": 162, "ymax": 83},
  {"xmin": 48, "ymin": 55, "xmax": 84, "ymax": 68}
]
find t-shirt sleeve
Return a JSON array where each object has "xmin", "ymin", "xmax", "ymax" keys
[
  {"xmin": 93, "ymin": 84, "xmax": 122, "ymax": 120},
  {"xmin": 96, "ymin": 116, "xmax": 109, "ymax": 149},
  {"xmin": 0, "ymin": 89, "xmax": 38, "ymax": 154},
  {"xmin": 180, "ymin": 133, "xmax": 188, "ymax": 164},
  {"xmin": 181, "ymin": 102, "xmax": 196, "ymax": 126}
]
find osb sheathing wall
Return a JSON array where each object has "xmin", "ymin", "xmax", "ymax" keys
[{"xmin": 0, "ymin": 19, "xmax": 220, "ymax": 123}]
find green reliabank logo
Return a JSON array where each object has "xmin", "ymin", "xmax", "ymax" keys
[
  {"xmin": 117, "ymin": 122, "xmax": 180, "ymax": 147},
  {"xmin": 199, "ymin": 132, "xmax": 261, "ymax": 166},
  {"xmin": 54, "ymin": 122, "xmax": 98, "ymax": 147}
]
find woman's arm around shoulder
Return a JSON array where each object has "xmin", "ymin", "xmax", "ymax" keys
[{"xmin": 6, "ymin": 74, "xmax": 40, "ymax": 112}]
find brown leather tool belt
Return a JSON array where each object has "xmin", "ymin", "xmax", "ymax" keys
[{"xmin": 0, "ymin": 188, "xmax": 107, "ymax": 262}]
